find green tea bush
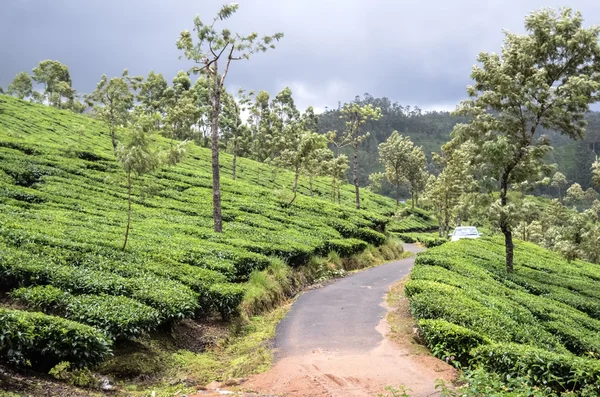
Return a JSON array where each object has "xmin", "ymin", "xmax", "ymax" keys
[
  {"xmin": 418, "ymin": 319, "xmax": 490, "ymax": 366},
  {"xmin": 408, "ymin": 237, "xmax": 600, "ymax": 392},
  {"xmin": 12, "ymin": 285, "xmax": 161, "ymax": 339},
  {"xmin": 0, "ymin": 95, "xmax": 401, "ymax": 367},
  {"xmin": 325, "ymin": 238, "xmax": 368, "ymax": 257},
  {"xmin": 205, "ymin": 283, "xmax": 246, "ymax": 320},
  {"xmin": 0, "ymin": 308, "xmax": 112, "ymax": 368},
  {"xmin": 472, "ymin": 343, "xmax": 600, "ymax": 393},
  {"xmin": 396, "ymin": 232, "xmax": 446, "ymax": 247}
]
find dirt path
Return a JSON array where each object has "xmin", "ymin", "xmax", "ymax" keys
[{"xmin": 240, "ymin": 244, "xmax": 456, "ymax": 397}]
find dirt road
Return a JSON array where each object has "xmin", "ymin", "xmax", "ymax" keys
[{"xmin": 243, "ymin": 244, "xmax": 456, "ymax": 397}]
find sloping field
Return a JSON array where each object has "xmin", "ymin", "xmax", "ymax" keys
[
  {"xmin": 0, "ymin": 96, "xmax": 397, "ymax": 368},
  {"xmin": 407, "ymin": 237, "xmax": 600, "ymax": 393}
]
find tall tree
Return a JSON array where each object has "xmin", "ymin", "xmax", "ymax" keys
[
  {"xmin": 592, "ymin": 157, "xmax": 600, "ymax": 187},
  {"xmin": 551, "ymin": 172, "xmax": 568, "ymax": 201},
  {"xmin": 7, "ymin": 72, "xmax": 33, "ymax": 100},
  {"xmin": 32, "ymin": 60, "xmax": 73, "ymax": 108},
  {"xmin": 86, "ymin": 70, "xmax": 142, "ymax": 151},
  {"xmin": 448, "ymin": 8, "xmax": 600, "ymax": 273},
  {"xmin": 339, "ymin": 103, "xmax": 381, "ymax": 209},
  {"xmin": 378, "ymin": 131, "xmax": 412, "ymax": 206},
  {"xmin": 404, "ymin": 146, "xmax": 428, "ymax": 208},
  {"xmin": 137, "ymin": 71, "xmax": 168, "ymax": 122},
  {"xmin": 222, "ymin": 88, "xmax": 252, "ymax": 180},
  {"xmin": 116, "ymin": 115, "xmax": 187, "ymax": 251},
  {"xmin": 163, "ymin": 71, "xmax": 199, "ymax": 141},
  {"xmin": 176, "ymin": 3, "xmax": 283, "ymax": 233}
]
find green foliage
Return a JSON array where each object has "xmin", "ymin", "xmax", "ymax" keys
[
  {"xmin": 396, "ymin": 232, "xmax": 446, "ymax": 247},
  {"xmin": 49, "ymin": 361, "xmax": 98, "ymax": 388},
  {"xmin": 409, "ymin": 237, "xmax": 600, "ymax": 392},
  {"xmin": 472, "ymin": 343, "xmax": 600, "ymax": 394},
  {"xmin": 417, "ymin": 319, "xmax": 490, "ymax": 367},
  {"xmin": 0, "ymin": 96, "xmax": 398, "ymax": 367},
  {"xmin": 11, "ymin": 285, "xmax": 161, "ymax": 339},
  {"xmin": 0, "ymin": 308, "xmax": 112, "ymax": 368},
  {"xmin": 388, "ymin": 207, "xmax": 438, "ymax": 233}
]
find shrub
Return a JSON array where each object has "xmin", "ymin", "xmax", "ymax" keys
[
  {"xmin": 325, "ymin": 238, "xmax": 368, "ymax": 257},
  {"xmin": 355, "ymin": 227, "xmax": 387, "ymax": 246},
  {"xmin": 418, "ymin": 319, "xmax": 490, "ymax": 366},
  {"xmin": 0, "ymin": 308, "xmax": 112, "ymax": 368},
  {"xmin": 472, "ymin": 343, "xmax": 600, "ymax": 393},
  {"xmin": 206, "ymin": 283, "xmax": 246, "ymax": 320},
  {"xmin": 12, "ymin": 285, "xmax": 162, "ymax": 340}
]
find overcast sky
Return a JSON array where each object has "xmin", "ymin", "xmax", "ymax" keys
[{"xmin": 2, "ymin": 0, "xmax": 600, "ymax": 112}]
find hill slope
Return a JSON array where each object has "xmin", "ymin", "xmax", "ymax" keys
[
  {"xmin": 407, "ymin": 237, "xmax": 600, "ymax": 394},
  {"xmin": 0, "ymin": 95, "xmax": 398, "ymax": 367}
]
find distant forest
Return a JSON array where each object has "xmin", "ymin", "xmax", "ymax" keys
[{"xmin": 319, "ymin": 94, "xmax": 600, "ymax": 199}]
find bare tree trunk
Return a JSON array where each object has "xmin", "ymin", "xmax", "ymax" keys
[
  {"xmin": 288, "ymin": 167, "xmax": 299, "ymax": 206},
  {"xmin": 309, "ymin": 176, "xmax": 313, "ymax": 197},
  {"xmin": 396, "ymin": 183, "xmax": 400, "ymax": 207},
  {"xmin": 411, "ymin": 192, "xmax": 415, "ymax": 209},
  {"xmin": 232, "ymin": 137, "xmax": 237, "ymax": 180},
  {"xmin": 500, "ymin": 172, "xmax": 514, "ymax": 273},
  {"xmin": 353, "ymin": 143, "xmax": 360, "ymax": 209},
  {"xmin": 337, "ymin": 183, "xmax": 341, "ymax": 205},
  {"xmin": 122, "ymin": 171, "xmax": 132, "ymax": 251},
  {"xmin": 211, "ymin": 70, "xmax": 223, "ymax": 233}
]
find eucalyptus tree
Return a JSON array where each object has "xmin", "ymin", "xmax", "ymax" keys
[
  {"xmin": 176, "ymin": 3, "xmax": 283, "ymax": 233},
  {"xmin": 592, "ymin": 157, "xmax": 600, "ymax": 187},
  {"xmin": 378, "ymin": 131, "xmax": 412, "ymax": 206},
  {"xmin": 86, "ymin": 70, "xmax": 142, "ymax": 151},
  {"xmin": 551, "ymin": 172, "xmax": 568, "ymax": 201},
  {"xmin": 7, "ymin": 72, "xmax": 33, "ymax": 100},
  {"xmin": 404, "ymin": 146, "xmax": 428, "ymax": 208},
  {"xmin": 325, "ymin": 154, "xmax": 349, "ymax": 204},
  {"xmin": 137, "ymin": 71, "xmax": 168, "ymax": 123},
  {"xmin": 339, "ymin": 103, "xmax": 381, "ymax": 209},
  {"xmin": 222, "ymin": 88, "xmax": 252, "ymax": 180},
  {"xmin": 163, "ymin": 71, "xmax": 199, "ymax": 141},
  {"xmin": 32, "ymin": 60, "xmax": 74, "ymax": 108},
  {"xmin": 116, "ymin": 115, "xmax": 186, "ymax": 250},
  {"xmin": 447, "ymin": 8, "xmax": 600, "ymax": 272}
]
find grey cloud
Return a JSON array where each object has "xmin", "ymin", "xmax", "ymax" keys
[{"xmin": 2, "ymin": 0, "xmax": 600, "ymax": 112}]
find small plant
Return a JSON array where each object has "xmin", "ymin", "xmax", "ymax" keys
[
  {"xmin": 49, "ymin": 361, "xmax": 98, "ymax": 388},
  {"xmin": 378, "ymin": 385, "xmax": 413, "ymax": 397}
]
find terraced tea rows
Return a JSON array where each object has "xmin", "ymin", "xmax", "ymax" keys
[
  {"xmin": 407, "ymin": 237, "xmax": 600, "ymax": 393},
  {"xmin": 0, "ymin": 96, "xmax": 397, "ymax": 367}
]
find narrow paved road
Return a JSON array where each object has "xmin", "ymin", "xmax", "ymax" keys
[
  {"xmin": 275, "ymin": 244, "xmax": 424, "ymax": 358},
  {"xmin": 244, "ymin": 243, "xmax": 455, "ymax": 397}
]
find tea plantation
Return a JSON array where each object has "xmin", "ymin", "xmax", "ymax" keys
[
  {"xmin": 407, "ymin": 237, "xmax": 600, "ymax": 394},
  {"xmin": 0, "ymin": 96, "xmax": 398, "ymax": 368}
]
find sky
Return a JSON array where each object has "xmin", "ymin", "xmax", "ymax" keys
[{"xmin": 2, "ymin": 0, "xmax": 600, "ymax": 113}]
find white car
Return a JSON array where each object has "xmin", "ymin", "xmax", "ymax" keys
[{"xmin": 450, "ymin": 226, "xmax": 482, "ymax": 242}]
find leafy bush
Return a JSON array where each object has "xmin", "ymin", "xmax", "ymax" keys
[
  {"xmin": 325, "ymin": 238, "xmax": 368, "ymax": 257},
  {"xmin": 408, "ymin": 237, "xmax": 600, "ymax": 391},
  {"xmin": 355, "ymin": 227, "xmax": 386, "ymax": 246},
  {"xmin": 206, "ymin": 283, "xmax": 246, "ymax": 320},
  {"xmin": 12, "ymin": 285, "xmax": 162, "ymax": 339},
  {"xmin": 0, "ymin": 308, "xmax": 112, "ymax": 368},
  {"xmin": 472, "ymin": 343, "xmax": 600, "ymax": 393},
  {"xmin": 417, "ymin": 319, "xmax": 490, "ymax": 366},
  {"xmin": 396, "ymin": 232, "xmax": 446, "ymax": 247}
]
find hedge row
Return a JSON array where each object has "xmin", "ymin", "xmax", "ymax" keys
[
  {"xmin": 11, "ymin": 285, "xmax": 161, "ymax": 340},
  {"xmin": 0, "ymin": 308, "xmax": 112, "ymax": 368},
  {"xmin": 395, "ymin": 232, "xmax": 446, "ymax": 247},
  {"xmin": 408, "ymin": 237, "xmax": 600, "ymax": 392},
  {"xmin": 473, "ymin": 343, "xmax": 600, "ymax": 393}
]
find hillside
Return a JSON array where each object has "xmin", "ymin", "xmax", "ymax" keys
[
  {"xmin": 318, "ymin": 94, "xmax": 600, "ymax": 196},
  {"xmin": 0, "ymin": 95, "xmax": 399, "ymax": 369},
  {"xmin": 406, "ymin": 237, "xmax": 600, "ymax": 394}
]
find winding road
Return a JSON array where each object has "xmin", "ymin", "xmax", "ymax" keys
[{"xmin": 245, "ymin": 244, "xmax": 455, "ymax": 397}]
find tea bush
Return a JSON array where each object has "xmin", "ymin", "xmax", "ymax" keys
[
  {"xmin": 0, "ymin": 96, "xmax": 400, "ymax": 367},
  {"xmin": 0, "ymin": 308, "xmax": 112, "ymax": 368},
  {"xmin": 408, "ymin": 237, "xmax": 600, "ymax": 393}
]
